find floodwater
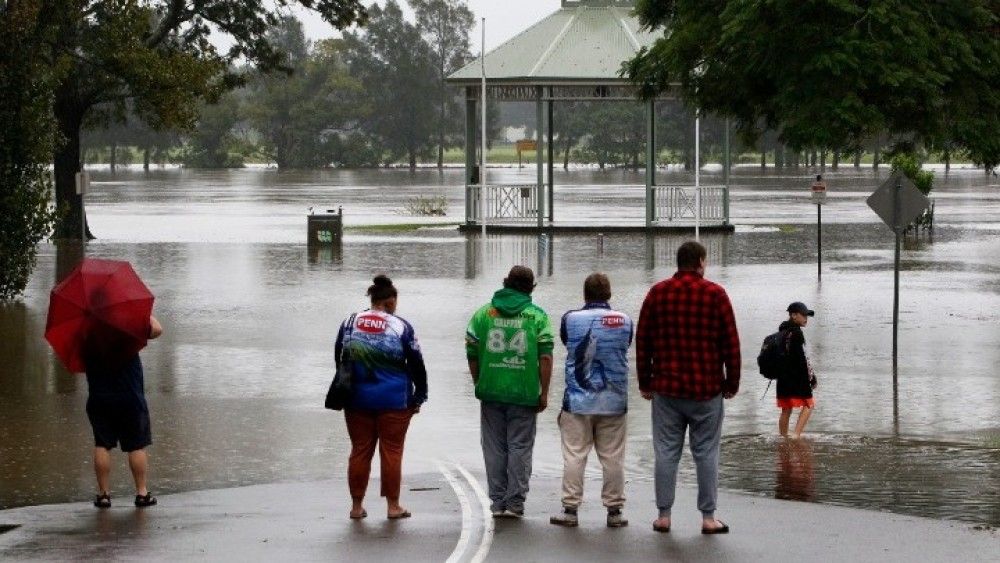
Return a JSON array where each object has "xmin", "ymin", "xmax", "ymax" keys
[{"xmin": 2, "ymin": 165, "xmax": 999, "ymax": 527}]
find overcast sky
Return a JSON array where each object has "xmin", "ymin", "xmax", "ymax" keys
[{"xmin": 290, "ymin": 0, "xmax": 560, "ymax": 53}]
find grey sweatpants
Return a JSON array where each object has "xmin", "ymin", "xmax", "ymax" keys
[
  {"xmin": 651, "ymin": 393, "xmax": 724, "ymax": 518},
  {"xmin": 480, "ymin": 401, "xmax": 537, "ymax": 512}
]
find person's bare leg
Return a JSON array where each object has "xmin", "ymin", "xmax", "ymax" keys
[
  {"xmin": 387, "ymin": 496, "xmax": 403, "ymax": 514},
  {"xmin": 351, "ymin": 498, "xmax": 366, "ymax": 518},
  {"xmin": 793, "ymin": 407, "xmax": 813, "ymax": 438},
  {"xmin": 127, "ymin": 449, "xmax": 149, "ymax": 496},
  {"xmin": 702, "ymin": 516, "xmax": 728, "ymax": 531},
  {"xmin": 94, "ymin": 447, "xmax": 112, "ymax": 494},
  {"xmin": 778, "ymin": 408, "xmax": 792, "ymax": 437}
]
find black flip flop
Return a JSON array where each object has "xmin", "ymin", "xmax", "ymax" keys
[
  {"xmin": 387, "ymin": 510, "xmax": 411, "ymax": 520},
  {"xmin": 702, "ymin": 521, "xmax": 729, "ymax": 534},
  {"xmin": 349, "ymin": 510, "xmax": 368, "ymax": 520},
  {"xmin": 94, "ymin": 493, "xmax": 111, "ymax": 509},
  {"xmin": 134, "ymin": 493, "xmax": 157, "ymax": 508},
  {"xmin": 653, "ymin": 520, "xmax": 670, "ymax": 533}
]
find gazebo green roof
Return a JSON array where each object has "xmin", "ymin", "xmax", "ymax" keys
[{"xmin": 447, "ymin": 0, "xmax": 658, "ymax": 85}]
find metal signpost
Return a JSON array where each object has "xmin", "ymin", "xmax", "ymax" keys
[
  {"xmin": 480, "ymin": 17, "xmax": 487, "ymax": 240},
  {"xmin": 811, "ymin": 177, "xmax": 827, "ymax": 279},
  {"xmin": 694, "ymin": 108, "xmax": 700, "ymax": 241},
  {"xmin": 866, "ymin": 172, "xmax": 931, "ymax": 389},
  {"xmin": 75, "ymin": 171, "xmax": 90, "ymax": 243}
]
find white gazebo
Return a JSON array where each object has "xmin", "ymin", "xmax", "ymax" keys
[{"xmin": 447, "ymin": 0, "xmax": 732, "ymax": 232}]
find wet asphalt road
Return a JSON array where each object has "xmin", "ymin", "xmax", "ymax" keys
[{"xmin": 1, "ymin": 471, "xmax": 997, "ymax": 562}]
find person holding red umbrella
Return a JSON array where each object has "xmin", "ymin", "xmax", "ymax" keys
[
  {"xmin": 45, "ymin": 258, "xmax": 163, "ymax": 508},
  {"xmin": 84, "ymin": 313, "xmax": 163, "ymax": 508}
]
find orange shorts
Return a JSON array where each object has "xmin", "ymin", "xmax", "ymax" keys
[{"xmin": 776, "ymin": 397, "xmax": 815, "ymax": 409}]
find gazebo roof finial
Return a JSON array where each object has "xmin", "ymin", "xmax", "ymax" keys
[{"xmin": 561, "ymin": 0, "xmax": 636, "ymax": 7}]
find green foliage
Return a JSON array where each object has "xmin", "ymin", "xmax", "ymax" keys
[
  {"xmin": 575, "ymin": 103, "xmax": 646, "ymax": 169},
  {"xmin": 328, "ymin": 132, "xmax": 384, "ymax": 168},
  {"xmin": 347, "ymin": 222, "xmax": 460, "ymax": 232},
  {"xmin": 0, "ymin": 167, "xmax": 56, "ymax": 300},
  {"xmin": 83, "ymin": 105, "xmax": 182, "ymax": 170},
  {"xmin": 0, "ymin": 1, "xmax": 59, "ymax": 299},
  {"xmin": 412, "ymin": 0, "xmax": 475, "ymax": 167},
  {"xmin": 245, "ymin": 20, "xmax": 368, "ymax": 168},
  {"xmin": 344, "ymin": 1, "xmax": 439, "ymax": 168},
  {"xmin": 625, "ymin": 0, "xmax": 1000, "ymax": 168},
  {"xmin": 890, "ymin": 154, "xmax": 934, "ymax": 195},
  {"xmin": 553, "ymin": 102, "xmax": 593, "ymax": 169},
  {"xmin": 181, "ymin": 92, "xmax": 248, "ymax": 168},
  {"xmin": 402, "ymin": 195, "xmax": 448, "ymax": 216},
  {"xmin": 41, "ymin": 0, "xmax": 367, "ymax": 237}
]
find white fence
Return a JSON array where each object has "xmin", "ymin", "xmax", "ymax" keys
[
  {"xmin": 653, "ymin": 185, "xmax": 728, "ymax": 224},
  {"xmin": 467, "ymin": 184, "xmax": 539, "ymax": 223}
]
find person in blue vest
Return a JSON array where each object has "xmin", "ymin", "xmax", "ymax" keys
[{"xmin": 550, "ymin": 273, "xmax": 634, "ymax": 528}]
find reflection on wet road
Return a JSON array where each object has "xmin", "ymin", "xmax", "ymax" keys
[{"xmin": 2, "ymin": 168, "xmax": 999, "ymax": 528}]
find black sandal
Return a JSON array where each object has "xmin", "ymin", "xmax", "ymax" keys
[
  {"xmin": 702, "ymin": 521, "xmax": 729, "ymax": 534},
  {"xmin": 94, "ymin": 493, "xmax": 111, "ymax": 508},
  {"xmin": 134, "ymin": 493, "xmax": 157, "ymax": 507}
]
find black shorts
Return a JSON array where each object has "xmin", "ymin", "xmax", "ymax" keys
[{"xmin": 86, "ymin": 395, "xmax": 152, "ymax": 452}]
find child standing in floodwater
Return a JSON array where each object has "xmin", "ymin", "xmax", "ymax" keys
[{"xmin": 777, "ymin": 302, "xmax": 817, "ymax": 439}]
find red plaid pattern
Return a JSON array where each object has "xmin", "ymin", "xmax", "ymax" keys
[{"xmin": 636, "ymin": 271, "xmax": 741, "ymax": 400}]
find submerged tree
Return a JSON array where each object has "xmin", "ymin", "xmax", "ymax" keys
[
  {"xmin": 36, "ymin": 0, "xmax": 366, "ymax": 239},
  {"xmin": 412, "ymin": 0, "xmax": 475, "ymax": 168},
  {"xmin": 623, "ymin": 0, "xmax": 1000, "ymax": 168},
  {"xmin": 344, "ymin": 1, "xmax": 438, "ymax": 168},
  {"xmin": 83, "ymin": 105, "xmax": 180, "ymax": 171},
  {"xmin": 578, "ymin": 103, "xmax": 646, "ymax": 169},
  {"xmin": 245, "ymin": 18, "xmax": 366, "ymax": 168},
  {"xmin": 181, "ymin": 91, "xmax": 249, "ymax": 168}
]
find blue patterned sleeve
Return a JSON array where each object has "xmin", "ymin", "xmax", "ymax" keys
[
  {"xmin": 335, "ymin": 319, "xmax": 346, "ymax": 364},
  {"xmin": 560, "ymin": 312, "xmax": 570, "ymax": 346},
  {"xmin": 402, "ymin": 321, "xmax": 428, "ymax": 405}
]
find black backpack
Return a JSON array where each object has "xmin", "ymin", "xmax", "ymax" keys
[{"xmin": 757, "ymin": 329, "xmax": 791, "ymax": 380}]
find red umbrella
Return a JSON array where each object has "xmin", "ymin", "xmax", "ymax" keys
[{"xmin": 45, "ymin": 258, "xmax": 154, "ymax": 373}]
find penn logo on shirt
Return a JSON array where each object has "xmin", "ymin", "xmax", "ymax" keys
[
  {"xmin": 601, "ymin": 315, "xmax": 626, "ymax": 328},
  {"xmin": 356, "ymin": 314, "xmax": 388, "ymax": 333}
]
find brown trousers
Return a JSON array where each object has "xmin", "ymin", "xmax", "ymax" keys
[{"xmin": 344, "ymin": 408, "xmax": 413, "ymax": 501}]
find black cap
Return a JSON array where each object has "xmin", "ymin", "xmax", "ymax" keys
[{"xmin": 787, "ymin": 302, "xmax": 815, "ymax": 316}]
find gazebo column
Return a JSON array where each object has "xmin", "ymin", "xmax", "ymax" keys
[
  {"xmin": 536, "ymin": 86, "xmax": 544, "ymax": 230},
  {"xmin": 465, "ymin": 92, "xmax": 477, "ymax": 225},
  {"xmin": 723, "ymin": 118, "xmax": 731, "ymax": 226},
  {"xmin": 645, "ymin": 98, "xmax": 656, "ymax": 229},
  {"xmin": 547, "ymin": 91, "xmax": 554, "ymax": 222},
  {"xmin": 723, "ymin": 118, "xmax": 731, "ymax": 186}
]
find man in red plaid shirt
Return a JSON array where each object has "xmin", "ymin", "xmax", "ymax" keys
[{"xmin": 636, "ymin": 240, "xmax": 740, "ymax": 535}]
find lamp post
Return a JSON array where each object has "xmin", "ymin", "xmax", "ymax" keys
[{"xmin": 811, "ymin": 175, "xmax": 827, "ymax": 279}]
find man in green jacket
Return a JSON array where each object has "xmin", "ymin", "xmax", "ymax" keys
[{"xmin": 466, "ymin": 265, "xmax": 554, "ymax": 518}]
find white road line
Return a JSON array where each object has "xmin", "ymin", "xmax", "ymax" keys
[
  {"xmin": 453, "ymin": 463, "xmax": 494, "ymax": 563},
  {"xmin": 437, "ymin": 461, "xmax": 473, "ymax": 563}
]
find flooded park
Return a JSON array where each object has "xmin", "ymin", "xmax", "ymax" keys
[{"xmin": 2, "ymin": 165, "xmax": 999, "ymax": 527}]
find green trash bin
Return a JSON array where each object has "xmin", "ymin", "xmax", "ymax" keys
[{"xmin": 307, "ymin": 207, "xmax": 343, "ymax": 245}]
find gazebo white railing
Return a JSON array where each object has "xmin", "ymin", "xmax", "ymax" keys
[
  {"xmin": 467, "ymin": 184, "xmax": 540, "ymax": 223},
  {"xmin": 653, "ymin": 185, "xmax": 729, "ymax": 224},
  {"xmin": 449, "ymin": 0, "xmax": 733, "ymax": 231}
]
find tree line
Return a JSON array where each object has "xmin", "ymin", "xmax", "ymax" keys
[
  {"xmin": 624, "ymin": 0, "xmax": 1000, "ymax": 173},
  {"xmin": 82, "ymin": 1, "xmax": 474, "ymax": 171}
]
